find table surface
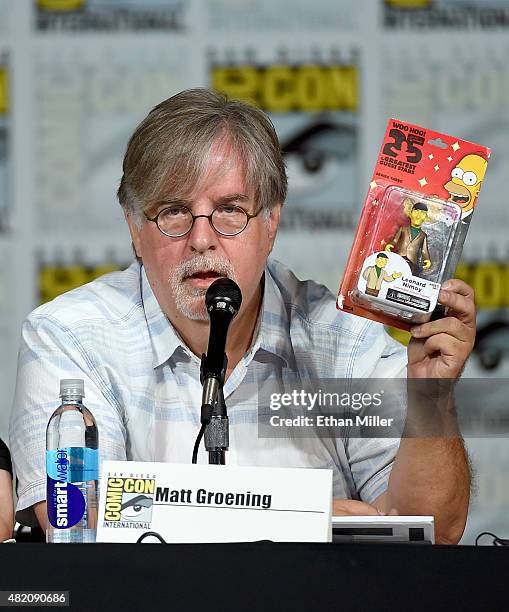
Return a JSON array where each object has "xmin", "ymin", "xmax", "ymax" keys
[{"xmin": 0, "ymin": 542, "xmax": 507, "ymax": 611}]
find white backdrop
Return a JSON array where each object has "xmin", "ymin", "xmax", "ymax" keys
[{"xmin": 1, "ymin": 0, "xmax": 508, "ymax": 543}]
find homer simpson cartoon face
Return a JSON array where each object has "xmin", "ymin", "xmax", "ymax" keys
[{"xmin": 443, "ymin": 154, "xmax": 488, "ymax": 216}]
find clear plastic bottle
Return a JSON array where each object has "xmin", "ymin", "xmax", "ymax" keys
[{"xmin": 46, "ymin": 379, "xmax": 99, "ymax": 543}]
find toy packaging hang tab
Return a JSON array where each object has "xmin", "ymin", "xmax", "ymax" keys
[{"xmin": 337, "ymin": 118, "xmax": 490, "ymax": 331}]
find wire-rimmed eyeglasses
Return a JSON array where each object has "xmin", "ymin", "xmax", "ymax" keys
[{"xmin": 144, "ymin": 203, "xmax": 263, "ymax": 238}]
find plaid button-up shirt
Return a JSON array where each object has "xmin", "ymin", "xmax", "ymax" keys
[{"xmin": 10, "ymin": 258, "xmax": 406, "ymax": 525}]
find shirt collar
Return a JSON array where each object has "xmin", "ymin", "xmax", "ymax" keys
[
  {"xmin": 141, "ymin": 261, "xmax": 293, "ymax": 370},
  {"xmin": 257, "ymin": 262, "xmax": 293, "ymax": 368}
]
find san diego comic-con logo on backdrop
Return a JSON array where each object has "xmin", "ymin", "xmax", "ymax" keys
[
  {"xmin": 210, "ymin": 49, "xmax": 359, "ymax": 230},
  {"xmin": 104, "ymin": 476, "xmax": 155, "ymax": 529}
]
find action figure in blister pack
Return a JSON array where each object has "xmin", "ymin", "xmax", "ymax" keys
[
  {"xmin": 354, "ymin": 187, "xmax": 462, "ymax": 323},
  {"xmin": 337, "ymin": 118, "xmax": 490, "ymax": 330}
]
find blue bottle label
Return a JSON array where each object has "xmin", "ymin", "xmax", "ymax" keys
[{"xmin": 46, "ymin": 447, "xmax": 99, "ymax": 529}]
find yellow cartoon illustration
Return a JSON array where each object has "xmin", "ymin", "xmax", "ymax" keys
[
  {"xmin": 385, "ymin": 199, "xmax": 431, "ymax": 276},
  {"xmin": 362, "ymin": 253, "xmax": 402, "ymax": 298},
  {"xmin": 443, "ymin": 153, "xmax": 488, "ymax": 219}
]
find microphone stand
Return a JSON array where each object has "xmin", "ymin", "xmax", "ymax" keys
[
  {"xmin": 199, "ymin": 354, "xmax": 229, "ymax": 465},
  {"xmin": 194, "ymin": 277, "xmax": 241, "ymax": 465},
  {"xmin": 204, "ymin": 387, "xmax": 229, "ymax": 465}
]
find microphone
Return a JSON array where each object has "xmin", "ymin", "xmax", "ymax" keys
[{"xmin": 200, "ymin": 278, "xmax": 242, "ymax": 425}]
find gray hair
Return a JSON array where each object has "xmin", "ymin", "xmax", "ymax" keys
[{"xmin": 117, "ymin": 88, "xmax": 287, "ymax": 225}]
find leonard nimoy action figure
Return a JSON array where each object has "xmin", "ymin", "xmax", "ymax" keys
[{"xmin": 385, "ymin": 200, "xmax": 431, "ymax": 276}]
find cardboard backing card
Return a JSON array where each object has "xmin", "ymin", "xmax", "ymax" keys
[{"xmin": 337, "ymin": 118, "xmax": 490, "ymax": 330}]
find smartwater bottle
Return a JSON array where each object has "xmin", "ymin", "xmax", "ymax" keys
[{"xmin": 46, "ymin": 379, "xmax": 99, "ymax": 543}]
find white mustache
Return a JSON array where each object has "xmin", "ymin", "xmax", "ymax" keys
[{"xmin": 175, "ymin": 254, "xmax": 235, "ymax": 282}]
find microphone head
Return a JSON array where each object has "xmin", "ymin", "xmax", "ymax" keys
[{"xmin": 205, "ymin": 278, "xmax": 242, "ymax": 317}]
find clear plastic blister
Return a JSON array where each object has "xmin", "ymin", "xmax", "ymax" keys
[{"xmin": 351, "ymin": 186, "xmax": 462, "ymax": 324}]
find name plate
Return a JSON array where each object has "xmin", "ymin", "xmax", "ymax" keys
[{"xmin": 96, "ymin": 461, "xmax": 332, "ymax": 543}]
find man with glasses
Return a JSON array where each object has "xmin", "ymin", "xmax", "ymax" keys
[{"xmin": 10, "ymin": 89, "xmax": 473, "ymax": 544}]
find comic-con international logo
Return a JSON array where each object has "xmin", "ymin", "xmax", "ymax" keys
[{"xmin": 104, "ymin": 477, "xmax": 155, "ymax": 527}]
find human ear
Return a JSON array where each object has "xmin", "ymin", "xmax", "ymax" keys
[
  {"xmin": 124, "ymin": 211, "xmax": 144, "ymax": 259},
  {"xmin": 266, "ymin": 203, "xmax": 282, "ymax": 246}
]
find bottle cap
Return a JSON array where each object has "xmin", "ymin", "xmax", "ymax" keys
[{"xmin": 59, "ymin": 379, "xmax": 85, "ymax": 398}]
